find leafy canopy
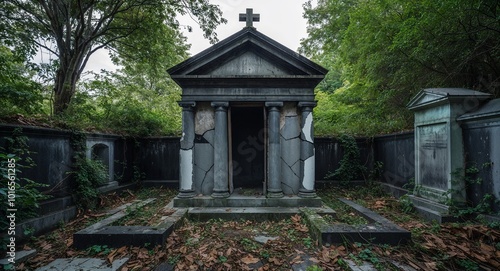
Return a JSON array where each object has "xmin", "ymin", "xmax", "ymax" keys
[{"xmin": 302, "ymin": 0, "xmax": 500, "ymax": 136}]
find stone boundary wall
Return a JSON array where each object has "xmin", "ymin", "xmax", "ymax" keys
[{"xmin": 2, "ymin": 122, "xmax": 499, "ymax": 224}]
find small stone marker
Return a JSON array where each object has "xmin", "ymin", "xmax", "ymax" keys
[{"xmin": 239, "ymin": 8, "xmax": 260, "ymax": 28}]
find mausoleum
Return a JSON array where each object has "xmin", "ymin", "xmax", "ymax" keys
[{"xmin": 168, "ymin": 9, "xmax": 327, "ymax": 200}]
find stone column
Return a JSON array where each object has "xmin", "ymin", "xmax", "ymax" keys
[
  {"xmin": 178, "ymin": 101, "xmax": 196, "ymax": 198},
  {"xmin": 265, "ymin": 102, "xmax": 284, "ymax": 198},
  {"xmin": 211, "ymin": 102, "xmax": 230, "ymax": 198},
  {"xmin": 298, "ymin": 102, "xmax": 317, "ymax": 198}
]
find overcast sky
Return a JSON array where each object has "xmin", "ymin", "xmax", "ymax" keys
[{"xmin": 61, "ymin": 0, "xmax": 313, "ymax": 73}]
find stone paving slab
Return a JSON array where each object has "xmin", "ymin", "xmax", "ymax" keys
[
  {"xmin": 0, "ymin": 249, "xmax": 36, "ymax": 266},
  {"xmin": 35, "ymin": 257, "xmax": 129, "ymax": 271},
  {"xmin": 345, "ymin": 259, "xmax": 378, "ymax": 271}
]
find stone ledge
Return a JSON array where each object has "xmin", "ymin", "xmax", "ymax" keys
[
  {"xmin": 303, "ymin": 199, "xmax": 411, "ymax": 246},
  {"xmin": 173, "ymin": 195, "xmax": 323, "ymax": 208}
]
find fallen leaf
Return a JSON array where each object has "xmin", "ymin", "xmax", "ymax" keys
[{"xmin": 241, "ymin": 255, "xmax": 260, "ymax": 264}]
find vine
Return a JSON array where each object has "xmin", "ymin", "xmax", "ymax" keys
[
  {"xmin": 70, "ymin": 131, "xmax": 108, "ymax": 211},
  {"xmin": 1, "ymin": 128, "xmax": 50, "ymax": 249},
  {"xmin": 325, "ymin": 134, "xmax": 367, "ymax": 185}
]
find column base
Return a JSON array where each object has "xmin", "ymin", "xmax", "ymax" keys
[
  {"xmin": 177, "ymin": 189, "xmax": 196, "ymax": 198},
  {"xmin": 298, "ymin": 188, "xmax": 317, "ymax": 198},
  {"xmin": 211, "ymin": 190, "xmax": 230, "ymax": 198},
  {"xmin": 267, "ymin": 189, "xmax": 284, "ymax": 198}
]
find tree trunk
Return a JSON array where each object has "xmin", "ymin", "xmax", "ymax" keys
[{"xmin": 53, "ymin": 66, "xmax": 78, "ymax": 115}]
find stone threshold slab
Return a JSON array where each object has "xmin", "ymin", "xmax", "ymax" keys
[
  {"xmin": 35, "ymin": 257, "xmax": 129, "ymax": 271},
  {"xmin": 303, "ymin": 198, "xmax": 411, "ymax": 246},
  {"xmin": 73, "ymin": 199, "xmax": 187, "ymax": 249},
  {"xmin": 173, "ymin": 195, "xmax": 323, "ymax": 208},
  {"xmin": 187, "ymin": 206, "xmax": 336, "ymax": 221}
]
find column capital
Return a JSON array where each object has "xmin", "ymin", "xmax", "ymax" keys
[
  {"xmin": 178, "ymin": 101, "xmax": 196, "ymax": 109},
  {"xmin": 265, "ymin": 102, "xmax": 284, "ymax": 108},
  {"xmin": 211, "ymin": 102, "xmax": 229, "ymax": 110},
  {"xmin": 298, "ymin": 101, "xmax": 317, "ymax": 111}
]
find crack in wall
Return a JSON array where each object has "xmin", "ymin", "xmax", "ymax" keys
[
  {"xmin": 281, "ymin": 181, "xmax": 297, "ymax": 194},
  {"xmin": 200, "ymin": 164, "xmax": 214, "ymax": 191},
  {"xmin": 281, "ymin": 156, "xmax": 300, "ymax": 179},
  {"xmin": 280, "ymin": 134, "xmax": 301, "ymax": 141}
]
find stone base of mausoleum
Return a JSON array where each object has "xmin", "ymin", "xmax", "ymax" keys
[{"xmin": 173, "ymin": 194, "xmax": 323, "ymax": 208}]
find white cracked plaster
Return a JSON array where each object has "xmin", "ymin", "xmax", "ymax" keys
[
  {"xmin": 179, "ymin": 149, "xmax": 193, "ymax": 190},
  {"xmin": 302, "ymin": 153, "xmax": 315, "ymax": 190},
  {"xmin": 180, "ymin": 132, "xmax": 185, "ymax": 142},
  {"xmin": 302, "ymin": 112, "xmax": 313, "ymax": 143}
]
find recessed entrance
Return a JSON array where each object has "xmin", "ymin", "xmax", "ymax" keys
[{"xmin": 231, "ymin": 106, "xmax": 265, "ymax": 189}]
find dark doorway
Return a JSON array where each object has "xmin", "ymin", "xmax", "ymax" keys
[{"xmin": 231, "ymin": 106, "xmax": 265, "ymax": 188}]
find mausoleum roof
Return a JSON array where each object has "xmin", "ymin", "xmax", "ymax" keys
[
  {"xmin": 407, "ymin": 88, "xmax": 492, "ymax": 111},
  {"xmin": 457, "ymin": 98, "xmax": 500, "ymax": 121},
  {"xmin": 167, "ymin": 27, "xmax": 327, "ymax": 89}
]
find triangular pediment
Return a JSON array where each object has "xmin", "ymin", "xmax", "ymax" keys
[
  {"xmin": 208, "ymin": 51, "xmax": 290, "ymax": 76},
  {"xmin": 168, "ymin": 27, "xmax": 327, "ymax": 88},
  {"xmin": 407, "ymin": 91, "xmax": 446, "ymax": 110}
]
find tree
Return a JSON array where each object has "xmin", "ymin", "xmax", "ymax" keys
[
  {"xmin": 0, "ymin": 45, "xmax": 43, "ymax": 116},
  {"xmin": 301, "ymin": 0, "xmax": 500, "ymax": 135},
  {"xmin": 0, "ymin": 0, "xmax": 226, "ymax": 114}
]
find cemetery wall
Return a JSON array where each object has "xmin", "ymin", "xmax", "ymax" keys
[
  {"xmin": 2, "ymin": 122, "xmax": 499, "ymax": 227},
  {"xmin": 461, "ymin": 119, "xmax": 500, "ymax": 213},
  {"xmin": 315, "ymin": 137, "xmax": 373, "ymax": 182},
  {"xmin": 373, "ymin": 132, "xmax": 415, "ymax": 197}
]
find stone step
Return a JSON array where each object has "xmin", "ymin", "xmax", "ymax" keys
[
  {"xmin": 174, "ymin": 195, "xmax": 323, "ymax": 208},
  {"xmin": 188, "ymin": 207, "xmax": 300, "ymax": 221},
  {"xmin": 35, "ymin": 257, "xmax": 129, "ymax": 271},
  {"xmin": 187, "ymin": 206, "xmax": 335, "ymax": 221}
]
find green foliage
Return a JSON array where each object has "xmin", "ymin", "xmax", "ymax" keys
[
  {"xmin": 0, "ymin": 128, "xmax": 50, "ymax": 250},
  {"xmin": 303, "ymin": 0, "xmax": 500, "ymax": 136},
  {"xmin": 70, "ymin": 132, "xmax": 108, "ymax": 211},
  {"xmin": 1, "ymin": 0, "xmax": 226, "ymax": 114},
  {"xmin": 399, "ymin": 195, "xmax": 415, "ymax": 214},
  {"xmin": 72, "ymin": 158, "xmax": 109, "ymax": 210},
  {"xmin": 0, "ymin": 46, "xmax": 44, "ymax": 116},
  {"xmin": 306, "ymin": 265, "xmax": 323, "ymax": 271},
  {"xmin": 86, "ymin": 245, "xmax": 112, "ymax": 256},
  {"xmin": 325, "ymin": 135, "xmax": 366, "ymax": 184},
  {"xmin": 456, "ymin": 258, "xmax": 480, "ymax": 271},
  {"xmin": 0, "ymin": 128, "xmax": 50, "ymax": 220}
]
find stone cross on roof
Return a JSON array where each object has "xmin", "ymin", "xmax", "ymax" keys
[{"xmin": 239, "ymin": 8, "xmax": 260, "ymax": 28}]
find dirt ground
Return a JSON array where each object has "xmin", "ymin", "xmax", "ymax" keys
[{"xmin": 11, "ymin": 186, "xmax": 500, "ymax": 271}]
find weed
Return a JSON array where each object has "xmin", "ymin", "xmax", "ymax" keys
[
  {"xmin": 430, "ymin": 221, "xmax": 441, "ymax": 233},
  {"xmin": 306, "ymin": 265, "xmax": 323, "ymax": 271},
  {"xmin": 399, "ymin": 195, "xmax": 414, "ymax": 214},
  {"xmin": 259, "ymin": 250, "xmax": 270, "ymax": 259},
  {"xmin": 86, "ymin": 245, "xmax": 112, "ymax": 256},
  {"xmin": 218, "ymin": 255, "xmax": 228, "ymax": 263},
  {"xmin": 456, "ymin": 258, "xmax": 479, "ymax": 271},
  {"xmin": 240, "ymin": 238, "xmax": 259, "ymax": 251},
  {"xmin": 167, "ymin": 255, "xmax": 180, "ymax": 265},
  {"xmin": 302, "ymin": 237, "xmax": 314, "ymax": 249},
  {"xmin": 337, "ymin": 258, "xmax": 349, "ymax": 269}
]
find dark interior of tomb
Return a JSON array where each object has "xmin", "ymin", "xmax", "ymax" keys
[{"xmin": 231, "ymin": 106, "xmax": 265, "ymax": 189}]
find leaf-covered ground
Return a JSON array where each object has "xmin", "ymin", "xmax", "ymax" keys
[{"xmin": 15, "ymin": 186, "xmax": 500, "ymax": 271}]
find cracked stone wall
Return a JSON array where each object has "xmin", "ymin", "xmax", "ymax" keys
[
  {"xmin": 193, "ymin": 102, "xmax": 215, "ymax": 194},
  {"xmin": 280, "ymin": 102, "xmax": 301, "ymax": 194}
]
